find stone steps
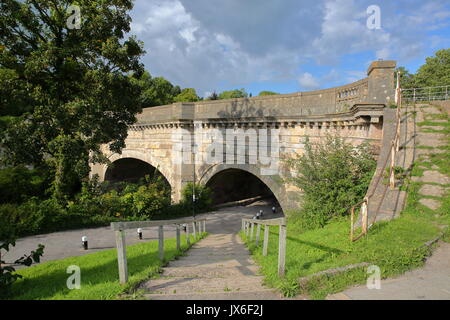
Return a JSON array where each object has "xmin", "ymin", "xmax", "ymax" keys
[
  {"xmin": 144, "ymin": 289, "xmax": 286, "ymax": 300},
  {"xmin": 142, "ymin": 275, "xmax": 267, "ymax": 295},
  {"xmin": 161, "ymin": 265, "xmax": 261, "ymax": 278}
]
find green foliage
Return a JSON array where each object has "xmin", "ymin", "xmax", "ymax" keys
[
  {"xmin": 0, "ymin": 166, "xmax": 50, "ymax": 203},
  {"xmin": 218, "ymin": 88, "xmax": 248, "ymax": 99},
  {"xmin": 133, "ymin": 71, "xmax": 181, "ymax": 107},
  {"xmin": 206, "ymin": 91, "xmax": 219, "ymax": 100},
  {"xmin": 181, "ymin": 182, "xmax": 213, "ymax": 213},
  {"xmin": 173, "ymin": 88, "xmax": 200, "ymax": 103},
  {"xmin": 395, "ymin": 49, "xmax": 450, "ymax": 89},
  {"xmin": 0, "ymin": 176, "xmax": 213, "ymax": 240},
  {"xmin": 414, "ymin": 49, "xmax": 450, "ymax": 87},
  {"xmin": 394, "ymin": 66, "xmax": 416, "ymax": 89},
  {"xmin": 0, "ymin": 240, "xmax": 44, "ymax": 297},
  {"xmin": 286, "ymin": 135, "xmax": 376, "ymax": 229},
  {"xmin": 258, "ymin": 91, "xmax": 280, "ymax": 96},
  {"xmin": 0, "ymin": 0, "xmax": 146, "ymax": 201}
]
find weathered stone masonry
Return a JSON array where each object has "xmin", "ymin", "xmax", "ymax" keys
[{"xmin": 90, "ymin": 60, "xmax": 396, "ymax": 212}]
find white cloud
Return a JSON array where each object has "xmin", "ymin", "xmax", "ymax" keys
[
  {"xmin": 128, "ymin": 0, "xmax": 450, "ymax": 96},
  {"xmin": 298, "ymin": 73, "xmax": 320, "ymax": 90}
]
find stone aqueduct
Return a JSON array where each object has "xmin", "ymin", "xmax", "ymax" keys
[{"xmin": 90, "ymin": 60, "xmax": 397, "ymax": 212}]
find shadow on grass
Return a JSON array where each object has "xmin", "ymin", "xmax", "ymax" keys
[{"xmin": 8, "ymin": 242, "xmax": 187, "ymax": 300}]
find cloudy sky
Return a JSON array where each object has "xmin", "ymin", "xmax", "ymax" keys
[{"xmin": 129, "ymin": 0, "xmax": 450, "ymax": 97}]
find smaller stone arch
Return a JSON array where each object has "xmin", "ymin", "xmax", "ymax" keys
[{"xmin": 199, "ymin": 163, "xmax": 288, "ymax": 213}]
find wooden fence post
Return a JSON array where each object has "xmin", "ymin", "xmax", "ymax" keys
[
  {"xmin": 361, "ymin": 200, "xmax": 368, "ymax": 235},
  {"xmin": 263, "ymin": 225, "xmax": 269, "ymax": 256},
  {"xmin": 186, "ymin": 223, "xmax": 190, "ymax": 246},
  {"xmin": 176, "ymin": 224, "xmax": 181, "ymax": 251},
  {"xmin": 390, "ymin": 140, "xmax": 396, "ymax": 189},
  {"xmin": 246, "ymin": 221, "xmax": 250, "ymax": 237},
  {"xmin": 192, "ymin": 222, "xmax": 197, "ymax": 239},
  {"xmin": 350, "ymin": 206, "xmax": 355, "ymax": 241},
  {"xmin": 203, "ymin": 220, "xmax": 206, "ymax": 234},
  {"xmin": 256, "ymin": 224, "xmax": 261, "ymax": 246},
  {"xmin": 250, "ymin": 223, "xmax": 255, "ymax": 241},
  {"xmin": 115, "ymin": 230, "xmax": 128, "ymax": 284},
  {"xmin": 278, "ymin": 224, "xmax": 286, "ymax": 277},
  {"xmin": 158, "ymin": 225, "xmax": 164, "ymax": 261}
]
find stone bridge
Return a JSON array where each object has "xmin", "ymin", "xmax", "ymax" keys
[{"xmin": 90, "ymin": 60, "xmax": 396, "ymax": 212}]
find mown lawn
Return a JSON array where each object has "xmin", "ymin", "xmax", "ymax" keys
[{"xmin": 6, "ymin": 233, "xmax": 206, "ymax": 300}]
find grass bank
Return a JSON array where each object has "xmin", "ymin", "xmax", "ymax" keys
[
  {"xmin": 5, "ymin": 233, "xmax": 206, "ymax": 300},
  {"xmin": 243, "ymin": 104, "xmax": 449, "ymax": 299}
]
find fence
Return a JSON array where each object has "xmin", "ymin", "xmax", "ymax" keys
[
  {"xmin": 350, "ymin": 72, "xmax": 403, "ymax": 241},
  {"xmin": 402, "ymin": 85, "xmax": 450, "ymax": 103},
  {"xmin": 110, "ymin": 217, "xmax": 207, "ymax": 284},
  {"xmin": 241, "ymin": 217, "xmax": 286, "ymax": 277}
]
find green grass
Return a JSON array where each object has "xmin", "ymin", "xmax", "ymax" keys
[
  {"xmin": 242, "ymin": 104, "xmax": 449, "ymax": 299},
  {"xmin": 6, "ymin": 233, "xmax": 206, "ymax": 300},
  {"xmin": 243, "ymin": 211, "xmax": 446, "ymax": 299}
]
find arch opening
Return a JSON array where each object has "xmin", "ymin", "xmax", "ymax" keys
[
  {"xmin": 205, "ymin": 168, "xmax": 280, "ymax": 208},
  {"xmin": 104, "ymin": 158, "xmax": 170, "ymax": 190}
]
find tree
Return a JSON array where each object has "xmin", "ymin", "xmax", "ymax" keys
[
  {"xmin": 135, "ymin": 71, "xmax": 181, "ymax": 107},
  {"xmin": 0, "ymin": 0, "xmax": 145, "ymax": 201},
  {"xmin": 174, "ymin": 88, "xmax": 200, "ymax": 103},
  {"xmin": 0, "ymin": 239, "xmax": 44, "ymax": 297},
  {"xmin": 394, "ymin": 66, "xmax": 416, "ymax": 89},
  {"xmin": 218, "ymin": 88, "xmax": 248, "ymax": 99},
  {"xmin": 414, "ymin": 49, "xmax": 450, "ymax": 87},
  {"xmin": 206, "ymin": 91, "xmax": 219, "ymax": 100},
  {"xmin": 258, "ymin": 91, "xmax": 280, "ymax": 96},
  {"xmin": 285, "ymin": 135, "xmax": 376, "ymax": 229}
]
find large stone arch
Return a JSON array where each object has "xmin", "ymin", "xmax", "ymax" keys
[{"xmin": 198, "ymin": 163, "xmax": 289, "ymax": 213}]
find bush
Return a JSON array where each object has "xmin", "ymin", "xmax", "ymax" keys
[
  {"xmin": 286, "ymin": 135, "xmax": 376, "ymax": 229},
  {"xmin": 0, "ymin": 175, "xmax": 213, "ymax": 240},
  {"xmin": 0, "ymin": 166, "xmax": 50, "ymax": 203},
  {"xmin": 181, "ymin": 182, "xmax": 212, "ymax": 213}
]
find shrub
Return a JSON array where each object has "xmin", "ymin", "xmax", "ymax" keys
[
  {"xmin": 286, "ymin": 135, "xmax": 376, "ymax": 229},
  {"xmin": 181, "ymin": 182, "xmax": 212, "ymax": 213},
  {"xmin": 0, "ymin": 166, "xmax": 49, "ymax": 203}
]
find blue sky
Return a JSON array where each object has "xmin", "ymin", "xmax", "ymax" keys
[{"xmin": 129, "ymin": 0, "xmax": 450, "ymax": 97}]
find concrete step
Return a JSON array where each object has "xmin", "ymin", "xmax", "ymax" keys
[
  {"xmin": 167, "ymin": 257, "xmax": 255, "ymax": 268},
  {"xmin": 144, "ymin": 289, "xmax": 289, "ymax": 300},
  {"xmin": 162, "ymin": 265, "xmax": 261, "ymax": 278},
  {"xmin": 143, "ymin": 275, "xmax": 267, "ymax": 295}
]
